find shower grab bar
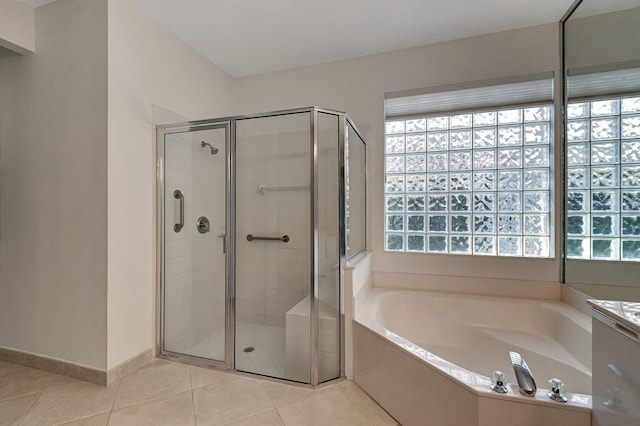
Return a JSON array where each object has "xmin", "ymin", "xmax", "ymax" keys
[
  {"xmin": 246, "ymin": 234, "xmax": 289, "ymax": 243},
  {"xmin": 173, "ymin": 190, "xmax": 184, "ymax": 232}
]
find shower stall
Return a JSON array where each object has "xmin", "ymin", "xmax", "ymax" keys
[{"xmin": 156, "ymin": 107, "xmax": 366, "ymax": 385}]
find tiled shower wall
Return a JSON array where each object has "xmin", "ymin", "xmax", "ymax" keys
[{"xmin": 236, "ymin": 116, "xmax": 311, "ymax": 327}]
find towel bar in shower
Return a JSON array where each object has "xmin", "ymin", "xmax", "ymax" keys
[{"xmin": 246, "ymin": 234, "xmax": 289, "ymax": 243}]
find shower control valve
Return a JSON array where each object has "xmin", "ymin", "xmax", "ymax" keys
[
  {"xmin": 490, "ymin": 370, "xmax": 508, "ymax": 394},
  {"xmin": 197, "ymin": 216, "xmax": 210, "ymax": 234},
  {"xmin": 547, "ymin": 378, "xmax": 568, "ymax": 402}
]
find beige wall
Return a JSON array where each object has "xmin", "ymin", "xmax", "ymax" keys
[
  {"xmin": 107, "ymin": 0, "xmax": 234, "ymax": 369},
  {"xmin": 234, "ymin": 23, "xmax": 563, "ymax": 284},
  {"xmin": 0, "ymin": 0, "xmax": 35, "ymax": 54},
  {"xmin": 565, "ymin": 7, "xmax": 640, "ymax": 70},
  {"xmin": 0, "ymin": 0, "xmax": 108, "ymax": 369}
]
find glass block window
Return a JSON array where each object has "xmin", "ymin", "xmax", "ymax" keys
[
  {"xmin": 566, "ymin": 96, "xmax": 640, "ymax": 261},
  {"xmin": 385, "ymin": 106, "xmax": 553, "ymax": 256}
]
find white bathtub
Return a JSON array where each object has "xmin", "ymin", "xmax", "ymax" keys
[{"xmin": 353, "ymin": 287, "xmax": 593, "ymax": 426}]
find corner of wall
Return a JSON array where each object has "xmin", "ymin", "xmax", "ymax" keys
[
  {"xmin": 0, "ymin": 0, "xmax": 35, "ymax": 54},
  {"xmin": 105, "ymin": 0, "xmax": 236, "ymax": 370}
]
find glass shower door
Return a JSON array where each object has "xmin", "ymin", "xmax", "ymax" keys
[
  {"xmin": 162, "ymin": 125, "xmax": 227, "ymax": 362},
  {"xmin": 235, "ymin": 112, "xmax": 311, "ymax": 382}
]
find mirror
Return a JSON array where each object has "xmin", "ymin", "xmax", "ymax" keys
[
  {"xmin": 346, "ymin": 121, "xmax": 367, "ymax": 260},
  {"xmin": 563, "ymin": 0, "xmax": 640, "ymax": 301}
]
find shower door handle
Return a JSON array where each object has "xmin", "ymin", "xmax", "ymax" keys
[
  {"xmin": 246, "ymin": 234, "xmax": 289, "ymax": 242},
  {"xmin": 218, "ymin": 233, "xmax": 226, "ymax": 254},
  {"xmin": 174, "ymin": 190, "xmax": 184, "ymax": 232}
]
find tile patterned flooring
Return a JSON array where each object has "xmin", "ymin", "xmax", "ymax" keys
[{"xmin": 0, "ymin": 359, "xmax": 398, "ymax": 425}]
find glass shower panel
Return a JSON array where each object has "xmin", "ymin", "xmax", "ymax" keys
[
  {"xmin": 317, "ymin": 112, "xmax": 341, "ymax": 382},
  {"xmin": 235, "ymin": 112, "xmax": 311, "ymax": 382},
  {"xmin": 346, "ymin": 122, "xmax": 367, "ymax": 258},
  {"xmin": 163, "ymin": 127, "xmax": 227, "ymax": 362}
]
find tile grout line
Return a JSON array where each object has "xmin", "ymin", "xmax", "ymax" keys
[
  {"xmin": 190, "ymin": 371, "xmax": 197, "ymax": 425},
  {"xmin": 18, "ymin": 370, "xmax": 76, "ymax": 425},
  {"xmin": 104, "ymin": 362, "xmax": 190, "ymax": 411},
  {"xmin": 258, "ymin": 378, "xmax": 278, "ymax": 410},
  {"xmin": 338, "ymin": 382, "xmax": 399, "ymax": 426},
  {"xmin": 105, "ymin": 377, "xmax": 123, "ymax": 425},
  {"xmin": 16, "ymin": 390, "xmax": 43, "ymax": 426},
  {"xmin": 0, "ymin": 391, "xmax": 38, "ymax": 404},
  {"xmin": 335, "ymin": 384, "xmax": 376, "ymax": 423},
  {"xmin": 257, "ymin": 377, "xmax": 285, "ymax": 425},
  {"xmin": 274, "ymin": 406, "xmax": 287, "ymax": 426}
]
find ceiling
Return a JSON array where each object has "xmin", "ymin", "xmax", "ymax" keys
[
  {"xmin": 133, "ymin": 0, "xmax": 577, "ymax": 77},
  {"xmin": 23, "ymin": 0, "xmax": 579, "ymax": 77}
]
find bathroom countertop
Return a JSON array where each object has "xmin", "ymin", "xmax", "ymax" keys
[{"xmin": 587, "ymin": 299, "xmax": 640, "ymax": 335}]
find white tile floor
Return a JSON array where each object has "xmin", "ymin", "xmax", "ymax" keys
[{"xmin": 0, "ymin": 359, "xmax": 398, "ymax": 425}]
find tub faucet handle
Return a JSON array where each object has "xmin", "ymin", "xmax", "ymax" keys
[
  {"xmin": 490, "ymin": 370, "xmax": 508, "ymax": 393},
  {"xmin": 547, "ymin": 378, "xmax": 568, "ymax": 403}
]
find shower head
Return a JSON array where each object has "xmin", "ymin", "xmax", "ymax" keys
[{"xmin": 201, "ymin": 141, "xmax": 219, "ymax": 155}]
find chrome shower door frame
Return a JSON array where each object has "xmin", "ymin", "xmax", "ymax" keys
[
  {"xmin": 155, "ymin": 106, "xmax": 363, "ymax": 386},
  {"xmin": 155, "ymin": 120, "xmax": 234, "ymax": 371}
]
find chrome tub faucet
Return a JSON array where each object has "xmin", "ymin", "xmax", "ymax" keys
[{"xmin": 510, "ymin": 351, "xmax": 537, "ymax": 396}]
